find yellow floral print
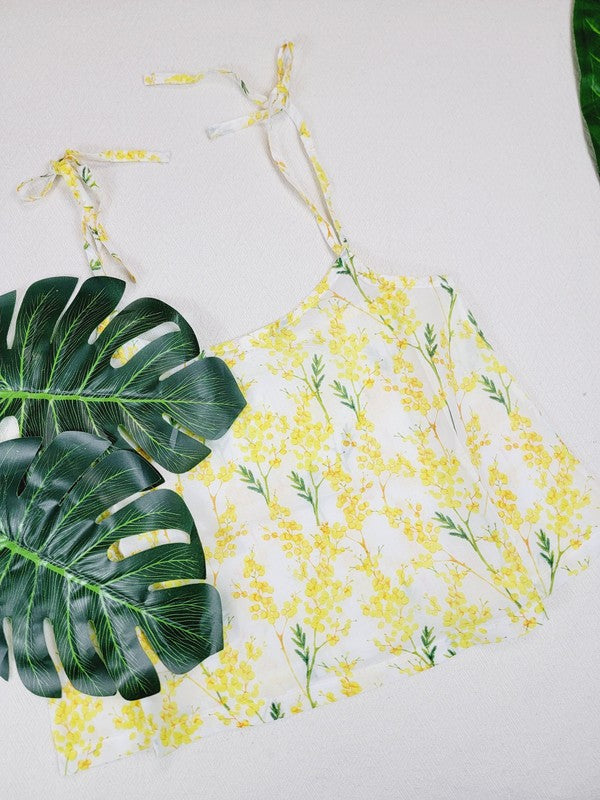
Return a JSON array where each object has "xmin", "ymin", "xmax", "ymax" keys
[
  {"xmin": 48, "ymin": 257, "xmax": 600, "ymax": 774},
  {"xmin": 44, "ymin": 40, "xmax": 600, "ymax": 776}
]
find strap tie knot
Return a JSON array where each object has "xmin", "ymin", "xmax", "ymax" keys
[
  {"xmin": 144, "ymin": 42, "xmax": 349, "ymax": 256},
  {"xmin": 17, "ymin": 148, "xmax": 170, "ymax": 282}
]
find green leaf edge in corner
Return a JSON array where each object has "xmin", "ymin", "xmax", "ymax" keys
[
  {"xmin": 574, "ymin": 0, "xmax": 600, "ymax": 176},
  {"xmin": 0, "ymin": 431, "xmax": 223, "ymax": 700},
  {"xmin": 0, "ymin": 275, "xmax": 246, "ymax": 474}
]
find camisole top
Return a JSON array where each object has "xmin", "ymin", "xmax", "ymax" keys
[{"xmin": 44, "ymin": 42, "xmax": 600, "ymax": 774}]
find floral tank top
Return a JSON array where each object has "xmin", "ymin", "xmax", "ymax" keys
[{"xmin": 47, "ymin": 43, "xmax": 600, "ymax": 774}]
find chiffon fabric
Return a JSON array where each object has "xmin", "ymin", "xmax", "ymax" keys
[{"xmin": 46, "ymin": 43, "xmax": 600, "ymax": 773}]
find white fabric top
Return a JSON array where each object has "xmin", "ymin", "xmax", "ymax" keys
[{"xmin": 1, "ymin": 2, "xmax": 599, "ymax": 798}]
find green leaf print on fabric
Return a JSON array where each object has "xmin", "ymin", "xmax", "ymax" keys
[
  {"xmin": 480, "ymin": 374, "xmax": 512, "ymax": 414},
  {"xmin": 0, "ymin": 432, "xmax": 223, "ymax": 700},
  {"xmin": 433, "ymin": 510, "xmax": 525, "ymax": 611},
  {"xmin": 289, "ymin": 470, "xmax": 323, "ymax": 524},
  {"xmin": 293, "ymin": 353, "xmax": 331, "ymax": 424},
  {"xmin": 0, "ymin": 276, "xmax": 246, "ymax": 473},
  {"xmin": 433, "ymin": 511, "xmax": 469, "ymax": 540},
  {"xmin": 536, "ymin": 528, "xmax": 565, "ymax": 593},
  {"xmin": 238, "ymin": 464, "xmax": 270, "ymax": 502},
  {"xmin": 424, "ymin": 323, "xmax": 438, "ymax": 360},
  {"xmin": 290, "ymin": 622, "xmax": 322, "ymax": 708},
  {"xmin": 331, "ymin": 378, "xmax": 361, "ymax": 419},
  {"xmin": 420, "ymin": 625, "xmax": 437, "ymax": 666},
  {"xmin": 467, "ymin": 310, "xmax": 492, "ymax": 349}
]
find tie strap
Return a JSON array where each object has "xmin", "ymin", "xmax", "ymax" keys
[
  {"xmin": 144, "ymin": 43, "xmax": 349, "ymax": 257},
  {"xmin": 17, "ymin": 149, "xmax": 170, "ymax": 282}
]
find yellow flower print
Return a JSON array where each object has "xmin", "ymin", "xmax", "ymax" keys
[
  {"xmin": 49, "ymin": 259, "xmax": 600, "ymax": 772},
  {"xmin": 51, "ymin": 684, "xmax": 111, "ymax": 773},
  {"xmin": 113, "ymin": 702, "xmax": 157, "ymax": 748},
  {"xmin": 323, "ymin": 657, "xmax": 362, "ymax": 697}
]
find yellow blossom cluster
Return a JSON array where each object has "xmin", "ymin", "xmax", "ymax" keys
[
  {"xmin": 234, "ymin": 408, "xmax": 290, "ymax": 468},
  {"xmin": 51, "ymin": 685, "xmax": 108, "ymax": 770}
]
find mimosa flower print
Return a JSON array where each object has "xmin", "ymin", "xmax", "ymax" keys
[
  {"xmin": 49, "ymin": 258, "xmax": 600, "ymax": 773},
  {"xmin": 39, "ymin": 39, "xmax": 600, "ymax": 775}
]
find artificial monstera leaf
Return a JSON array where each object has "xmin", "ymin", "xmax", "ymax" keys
[
  {"xmin": 0, "ymin": 275, "xmax": 245, "ymax": 473},
  {"xmin": 0, "ymin": 431, "xmax": 223, "ymax": 700},
  {"xmin": 574, "ymin": 0, "xmax": 600, "ymax": 176}
]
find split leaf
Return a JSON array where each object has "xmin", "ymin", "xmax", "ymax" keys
[
  {"xmin": 0, "ymin": 432, "xmax": 223, "ymax": 700},
  {"xmin": 0, "ymin": 276, "xmax": 246, "ymax": 473}
]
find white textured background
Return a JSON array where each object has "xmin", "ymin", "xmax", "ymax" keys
[{"xmin": 1, "ymin": 1, "xmax": 600, "ymax": 798}]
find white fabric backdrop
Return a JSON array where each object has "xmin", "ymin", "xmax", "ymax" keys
[{"xmin": 1, "ymin": 1, "xmax": 599, "ymax": 797}]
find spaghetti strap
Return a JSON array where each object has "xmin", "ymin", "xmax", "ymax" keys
[
  {"xmin": 144, "ymin": 42, "xmax": 350, "ymax": 257},
  {"xmin": 17, "ymin": 148, "xmax": 170, "ymax": 282}
]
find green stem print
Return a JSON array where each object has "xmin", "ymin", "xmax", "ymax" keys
[
  {"xmin": 420, "ymin": 625, "xmax": 437, "ymax": 666},
  {"xmin": 480, "ymin": 374, "xmax": 512, "ymax": 414},
  {"xmin": 334, "ymin": 252, "xmax": 371, "ymax": 304},
  {"xmin": 536, "ymin": 528, "xmax": 572, "ymax": 595},
  {"xmin": 465, "ymin": 309, "xmax": 513, "ymax": 415},
  {"xmin": 238, "ymin": 464, "xmax": 271, "ymax": 504},
  {"xmin": 434, "ymin": 511, "xmax": 488, "ymax": 565},
  {"xmin": 537, "ymin": 529, "xmax": 557, "ymax": 592},
  {"xmin": 269, "ymin": 701, "xmax": 284, "ymax": 720},
  {"xmin": 310, "ymin": 354, "xmax": 331, "ymax": 422},
  {"xmin": 198, "ymin": 664, "xmax": 233, "ymax": 713},
  {"xmin": 467, "ymin": 310, "xmax": 493, "ymax": 349},
  {"xmin": 330, "ymin": 273, "xmax": 465, "ymax": 438},
  {"xmin": 184, "ymin": 663, "xmax": 264, "ymax": 726},
  {"xmin": 289, "ymin": 470, "xmax": 323, "ymax": 524},
  {"xmin": 330, "ymin": 379, "xmax": 364, "ymax": 420},
  {"xmin": 389, "ymin": 630, "xmax": 453, "ymax": 671},
  {"xmin": 416, "ymin": 625, "xmax": 457, "ymax": 665},
  {"xmin": 439, "ymin": 276, "xmax": 458, "ymax": 373},
  {"xmin": 294, "ymin": 355, "xmax": 331, "ymax": 424},
  {"xmin": 291, "ymin": 623, "xmax": 324, "ymax": 708},
  {"xmin": 433, "ymin": 510, "xmax": 523, "ymax": 611},
  {"xmin": 80, "ymin": 165, "xmax": 98, "ymax": 188},
  {"xmin": 519, "ymin": 525, "xmax": 550, "ymax": 600},
  {"xmin": 412, "ymin": 324, "xmax": 458, "ymax": 432}
]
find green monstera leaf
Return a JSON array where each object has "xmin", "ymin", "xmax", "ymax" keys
[
  {"xmin": 0, "ymin": 431, "xmax": 223, "ymax": 700},
  {"xmin": 0, "ymin": 276, "xmax": 245, "ymax": 473},
  {"xmin": 574, "ymin": 0, "xmax": 600, "ymax": 177}
]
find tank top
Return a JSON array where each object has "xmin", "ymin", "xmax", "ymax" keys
[{"xmin": 40, "ymin": 42, "xmax": 600, "ymax": 774}]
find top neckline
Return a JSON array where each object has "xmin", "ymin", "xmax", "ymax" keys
[
  {"xmin": 145, "ymin": 44, "xmax": 447, "ymax": 357},
  {"xmin": 209, "ymin": 258, "xmax": 447, "ymax": 355}
]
